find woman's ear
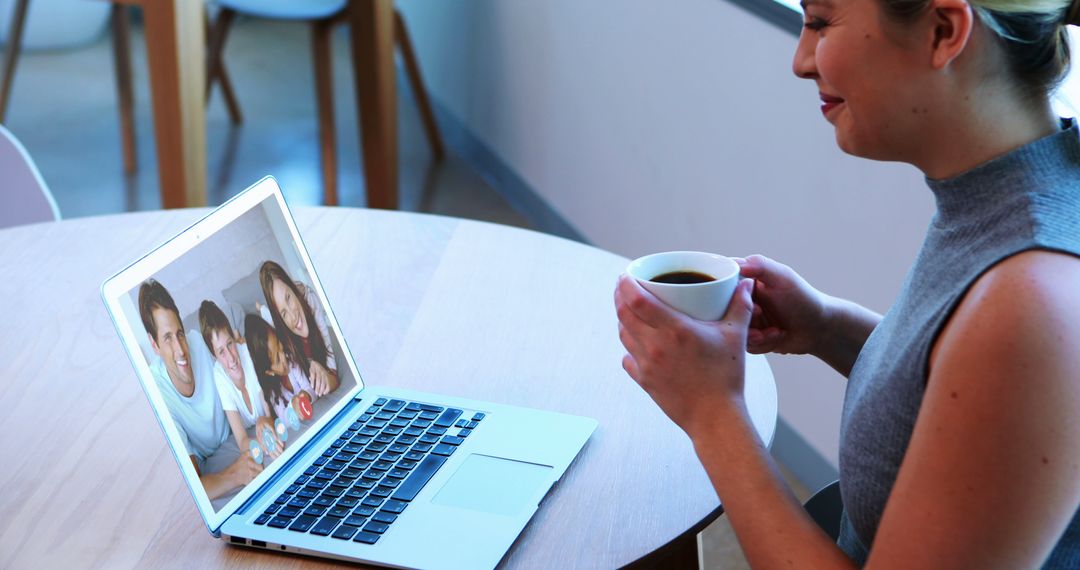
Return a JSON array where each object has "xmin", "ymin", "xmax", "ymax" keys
[{"xmin": 928, "ymin": 0, "xmax": 975, "ymax": 69}]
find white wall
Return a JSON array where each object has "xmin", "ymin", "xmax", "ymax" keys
[{"xmin": 396, "ymin": 0, "xmax": 937, "ymax": 469}]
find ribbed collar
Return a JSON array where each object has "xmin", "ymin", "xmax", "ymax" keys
[{"xmin": 926, "ymin": 118, "xmax": 1080, "ymax": 227}]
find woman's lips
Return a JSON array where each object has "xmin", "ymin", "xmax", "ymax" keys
[{"xmin": 820, "ymin": 93, "xmax": 844, "ymax": 117}]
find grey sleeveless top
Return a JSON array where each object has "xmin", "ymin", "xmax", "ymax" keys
[{"xmin": 836, "ymin": 119, "xmax": 1080, "ymax": 567}]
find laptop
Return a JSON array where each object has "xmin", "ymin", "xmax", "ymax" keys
[{"xmin": 101, "ymin": 176, "xmax": 597, "ymax": 569}]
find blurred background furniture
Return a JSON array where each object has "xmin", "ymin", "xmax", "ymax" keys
[
  {"xmin": 0, "ymin": 123, "xmax": 59, "ymax": 228},
  {"xmin": 207, "ymin": 0, "xmax": 444, "ymax": 206},
  {"xmin": 2, "ymin": 0, "xmax": 418, "ymax": 210}
]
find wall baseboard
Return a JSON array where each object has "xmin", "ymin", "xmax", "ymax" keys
[
  {"xmin": 431, "ymin": 101, "xmax": 588, "ymax": 244},
  {"xmin": 431, "ymin": 99, "xmax": 839, "ymax": 494}
]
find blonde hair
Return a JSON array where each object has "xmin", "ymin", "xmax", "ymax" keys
[{"xmin": 882, "ymin": 0, "xmax": 1080, "ymax": 97}]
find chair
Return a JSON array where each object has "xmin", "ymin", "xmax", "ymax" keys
[
  {"xmin": 0, "ymin": 123, "xmax": 60, "ymax": 229},
  {"xmin": 1, "ymin": 1, "xmax": 240, "ymax": 176},
  {"xmin": 804, "ymin": 480, "xmax": 844, "ymax": 541},
  {"xmin": 206, "ymin": 0, "xmax": 445, "ymax": 206}
]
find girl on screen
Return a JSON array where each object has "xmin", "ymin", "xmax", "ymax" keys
[{"xmin": 245, "ymin": 314, "xmax": 318, "ymax": 424}]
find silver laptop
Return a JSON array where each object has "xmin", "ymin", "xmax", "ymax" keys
[{"xmin": 101, "ymin": 176, "xmax": 597, "ymax": 569}]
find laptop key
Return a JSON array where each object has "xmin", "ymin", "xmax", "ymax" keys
[
  {"xmin": 404, "ymin": 451, "xmax": 425, "ymax": 462},
  {"xmin": 413, "ymin": 443, "xmax": 433, "ymax": 453},
  {"xmin": 418, "ymin": 404, "xmax": 444, "ymax": 413},
  {"xmin": 337, "ymin": 497, "xmax": 360, "ymax": 508},
  {"xmin": 403, "ymin": 426, "xmax": 424, "ymax": 437},
  {"xmin": 345, "ymin": 515, "xmax": 369, "ymax": 527},
  {"xmin": 466, "ymin": 420, "xmax": 479, "ymax": 429},
  {"xmin": 375, "ymin": 411, "xmax": 395, "ymax": 420},
  {"xmin": 310, "ymin": 516, "xmax": 341, "ymax": 536},
  {"xmin": 303, "ymin": 466, "xmax": 319, "ymax": 477},
  {"xmin": 362, "ymin": 497, "xmax": 385, "ymax": 508},
  {"xmin": 345, "ymin": 488, "xmax": 367, "ymax": 500},
  {"xmin": 397, "ymin": 410, "xmax": 418, "ymax": 420},
  {"xmin": 355, "ymin": 479, "xmax": 376, "ymax": 490},
  {"xmin": 353, "ymin": 531, "xmax": 381, "ymax": 544},
  {"xmin": 434, "ymin": 409, "xmax": 462, "ymax": 428},
  {"xmin": 392, "ymin": 454, "xmax": 448, "ymax": 502},
  {"xmin": 373, "ymin": 511, "xmax": 398, "ymax": 524},
  {"xmin": 370, "ymin": 486, "xmax": 392, "ymax": 498},
  {"xmin": 379, "ymin": 479, "xmax": 401, "ymax": 489},
  {"xmin": 458, "ymin": 428, "xmax": 473, "ymax": 438},
  {"xmin": 322, "ymin": 487, "xmax": 345, "ymax": 498},
  {"xmin": 388, "ymin": 469, "xmax": 409, "ymax": 479},
  {"xmin": 397, "ymin": 460, "xmax": 417, "ymax": 470},
  {"xmin": 342, "ymin": 443, "xmax": 363, "ymax": 454},
  {"xmin": 432, "ymin": 443, "xmax": 456, "ymax": 457},
  {"xmin": 297, "ymin": 488, "xmax": 318, "ymax": 500},
  {"xmin": 341, "ymin": 467, "xmax": 363, "ymax": 479},
  {"xmin": 278, "ymin": 506, "xmax": 302, "ymax": 518},
  {"xmin": 472, "ymin": 412, "xmax": 486, "ymax": 421},
  {"xmin": 382, "ymin": 500, "xmax": 408, "ymax": 514},
  {"xmin": 314, "ymin": 496, "xmax": 335, "ymax": 508},
  {"xmin": 389, "ymin": 419, "xmax": 410, "ymax": 429},
  {"xmin": 332, "ymin": 524, "xmax": 360, "ymax": 540},
  {"xmin": 388, "ymin": 443, "xmax": 409, "ymax": 454},
  {"xmin": 274, "ymin": 493, "xmax": 290, "ymax": 504},
  {"xmin": 426, "ymin": 427, "xmax": 448, "ymax": 436},
  {"xmin": 405, "ymin": 402, "xmax": 422, "ymax": 412},
  {"xmin": 441, "ymin": 436, "xmax": 465, "ymax": 446},
  {"xmin": 353, "ymin": 505, "xmax": 376, "ymax": 517},
  {"xmin": 304, "ymin": 506, "xmax": 327, "ymax": 518},
  {"xmin": 287, "ymin": 498, "xmax": 310, "ymax": 509},
  {"xmin": 374, "ymin": 398, "xmax": 387, "ymax": 407},
  {"xmin": 254, "ymin": 513, "xmax": 272, "ymax": 525},
  {"xmin": 265, "ymin": 503, "xmax": 282, "ymax": 515},
  {"xmin": 314, "ymin": 456, "xmax": 329, "ymax": 466},
  {"xmin": 326, "ymin": 460, "xmax": 347, "ymax": 471},
  {"xmin": 385, "ymin": 399, "xmax": 406, "ymax": 412},
  {"xmin": 419, "ymin": 434, "xmax": 440, "ymax": 445},
  {"xmin": 328, "ymin": 505, "xmax": 352, "ymax": 518},
  {"xmin": 363, "ymin": 521, "xmax": 390, "ymax": 534},
  {"xmin": 268, "ymin": 516, "xmax": 292, "ymax": 529},
  {"xmin": 288, "ymin": 515, "xmax": 318, "ymax": 532}
]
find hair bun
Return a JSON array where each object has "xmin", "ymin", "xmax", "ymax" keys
[{"xmin": 1068, "ymin": 0, "xmax": 1080, "ymax": 26}]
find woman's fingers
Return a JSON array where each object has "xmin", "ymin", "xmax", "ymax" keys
[{"xmin": 616, "ymin": 274, "xmax": 679, "ymax": 330}]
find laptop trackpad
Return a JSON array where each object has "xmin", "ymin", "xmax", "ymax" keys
[{"xmin": 432, "ymin": 454, "xmax": 553, "ymax": 517}]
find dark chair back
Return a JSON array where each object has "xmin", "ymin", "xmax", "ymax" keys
[{"xmin": 804, "ymin": 480, "xmax": 844, "ymax": 541}]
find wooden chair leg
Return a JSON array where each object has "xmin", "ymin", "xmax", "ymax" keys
[
  {"xmin": 205, "ymin": 7, "xmax": 242, "ymax": 124},
  {"xmin": 393, "ymin": 9, "xmax": 444, "ymax": 161},
  {"xmin": 110, "ymin": 4, "xmax": 137, "ymax": 174},
  {"xmin": 0, "ymin": 0, "xmax": 31, "ymax": 123},
  {"xmin": 311, "ymin": 19, "xmax": 337, "ymax": 206}
]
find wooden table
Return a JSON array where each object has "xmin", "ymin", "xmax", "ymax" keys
[
  {"xmin": 61, "ymin": 0, "xmax": 395, "ymax": 209},
  {"xmin": 0, "ymin": 208, "xmax": 777, "ymax": 568}
]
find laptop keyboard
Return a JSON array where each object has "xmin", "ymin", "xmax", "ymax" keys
[{"xmin": 252, "ymin": 398, "xmax": 485, "ymax": 545}]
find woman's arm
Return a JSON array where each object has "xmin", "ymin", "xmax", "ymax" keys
[
  {"xmin": 616, "ymin": 275, "xmax": 857, "ymax": 568},
  {"xmin": 736, "ymin": 255, "xmax": 881, "ymax": 377},
  {"xmin": 866, "ymin": 251, "xmax": 1080, "ymax": 568},
  {"xmin": 616, "ymin": 251, "xmax": 1080, "ymax": 568}
]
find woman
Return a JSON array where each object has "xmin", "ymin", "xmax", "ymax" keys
[
  {"xmin": 245, "ymin": 314, "xmax": 318, "ymax": 425},
  {"xmin": 615, "ymin": 0, "xmax": 1080, "ymax": 566},
  {"xmin": 198, "ymin": 301, "xmax": 283, "ymax": 462},
  {"xmin": 259, "ymin": 260, "xmax": 338, "ymax": 398}
]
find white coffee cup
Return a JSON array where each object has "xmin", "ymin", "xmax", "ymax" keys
[{"xmin": 626, "ymin": 251, "xmax": 740, "ymax": 321}]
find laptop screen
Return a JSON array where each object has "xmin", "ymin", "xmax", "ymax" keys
[{"xmin": 105, "ymin": 182, "xmax": 359, "ymax": 518}]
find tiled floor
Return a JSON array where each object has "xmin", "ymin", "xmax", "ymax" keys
[{"xmin": 3, "ymin": 17, "xmax": 808, "ymax": 567}]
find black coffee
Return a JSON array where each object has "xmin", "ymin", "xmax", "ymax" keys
[{"xmin": 649, "ymin": 271, "xmax": 716, "ymax": 284}]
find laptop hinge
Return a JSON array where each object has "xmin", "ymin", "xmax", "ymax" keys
[{"xmin": 230, "ymin": 397, "xmax": 364, "ymax": 518}]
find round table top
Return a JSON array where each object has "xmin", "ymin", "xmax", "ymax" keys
[{"xmin": 0, "ymin": 208, "xmax": 776, "ymax": 568}]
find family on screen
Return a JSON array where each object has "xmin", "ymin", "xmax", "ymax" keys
[{"xmin": 137, "ymin": 260, "xmax": 341, "ymax": 501}]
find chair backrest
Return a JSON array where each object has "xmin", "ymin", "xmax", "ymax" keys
[
  {"xmin": 804, "ymin": 480, "xmax": 844, "ymax": 542},
  {"xmin": 0, "ymin": 124, "xmax": 60, "ymax": 229},
  {"xmin": 214, "ymin": 0, "xmax": 345, "ymax": 20}
]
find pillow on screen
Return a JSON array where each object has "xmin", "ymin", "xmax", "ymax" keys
[{"xmin": 221, "ymin": 270, "xmax": 263, "ymax": 337}]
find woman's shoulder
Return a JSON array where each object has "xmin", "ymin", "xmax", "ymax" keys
[{"xmin": 932, "ymin": 249, "xmax": 1080, "ymax": 370}]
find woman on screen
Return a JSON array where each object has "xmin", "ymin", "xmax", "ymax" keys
[{"xmin": 259, "ymin": 261, "xmax": 338, "ymax": 398}]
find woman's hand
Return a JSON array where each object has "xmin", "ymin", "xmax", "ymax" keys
[
  {"xmin": 735, "ymin": 255, "xmax": 830, "ymax": 357},
  {"xmin": 309, "ymin": 361, "xmax": 331, "ymax": 397},
  {"xmin": 615, "ymin": 274, "xmax": 754, "ymax": 439}
]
